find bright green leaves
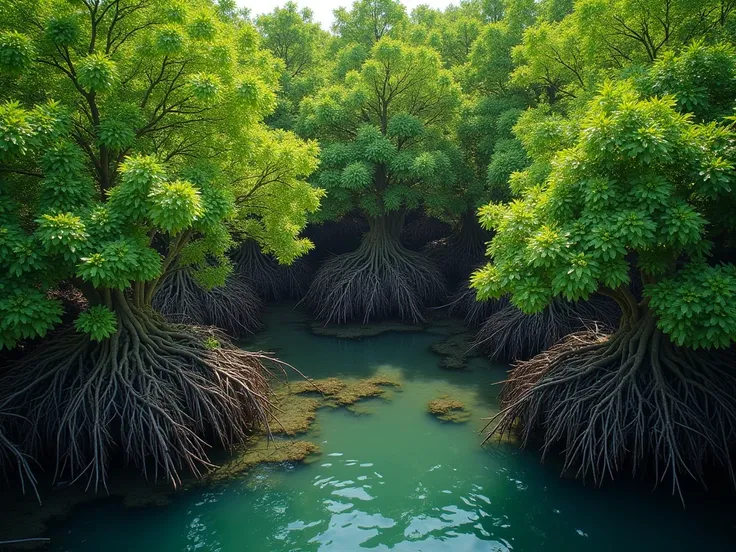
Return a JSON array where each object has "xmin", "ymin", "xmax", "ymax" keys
[
  {"xmin": 387, "ymin": 114, "xmax": 424, "ymax": 140},
  {"xmin": 0, "ymin": 101, "xmax": 68, "ymax": 160},
  {"xmin": 77, "ymin": 53, "xmax": 118, "ymax": 93},
  {"xmin": 44, "ymin": 16, "xmax": 80, "ymax": 47},
  {"xmin": 356, "ymin": 126, "xmax": 396, "ymax": 163},
  {"xmin": 156, "ymin": 26, "xmax": 185, "ymax": 54},
  {"xmin": 36, "ymin": 213, "xmax": 87, "ymax": 262},
  {"xmin": 96, "ymin": 119, "xmax": 135, "ymax": 151},
  {"xmin": 74, "ymin": 305, "xmax": 117, "ymax": 341},
  {"xmin": 187, "ymin": 73, "xmax": 221, "ymax": 103},
  {"xmin": 0, "ymin": 288, "xmax": 62, "ymax": 350},
  {"xmin": 188, "ymin": 14, "xmax": 217, "ymax": 41},
  {"xmin": 648, "ymin": 264, "xmax": 736, "ymax": 349},
  {"xmin": 299, "ymin": 38, "xmax": 460, "ymax": 220},
  {"xmin": 147, "ymin": 180, "xmax": 202, "ymax": 234},
  {"xmin": 642, "ymin": 42, "xmax": 736, "ymax": 122},
  {"xmin": 0, "ymin": 31, "xmax": 33, "ymax": 76},
  {"xmin": 78, "ymin": 239, "xmax": 160, "ymax": 289},
  {"xmin": 472, "ymin": 54, "xmax": 736, "ymax": 352},
  {"xmin": 341, "ymin": 162, "xmax": 372, "ymax": 190}
]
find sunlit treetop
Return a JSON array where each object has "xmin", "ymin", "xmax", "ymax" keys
[
  {"xmin": 332, "ymin": 0, "xmax": 409, "ymax": 50},
  {"xmin": 298, "ymin": 38, "xmax": 462, "ymax": 223},
  {"xmin": 0, "ymin": 0, "xmax": 321, "ymax": 348},
  {"xmin": 472, "ymin": 49, "xmax": 736, "ymax": 348}
]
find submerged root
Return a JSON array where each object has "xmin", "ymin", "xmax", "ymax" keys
[
  {"xmin": 153, "ymin": 270, "xmax": 263, "ymax": 337},
  {"xmin": 0, "ymin": 302, "xmax": 276, "ymax": 491},
  {"xmin": 233, "ymin": 241, "xmax": 311, "ymax": 301},
  {"xmin": 306, "ymin": 232, "xmax": 446, "ymax": 324},
  {"xmin": 486, "ymin": 324, "xmax": 736, "ymax": 497},
  {"xmin": 475, "ymin": 296, "xmax": 620, "ymax": 361}
]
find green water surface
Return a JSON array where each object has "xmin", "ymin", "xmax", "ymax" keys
[{"xmin": 48, "ymin": 306, "xmax": 736, "ymax": 551}]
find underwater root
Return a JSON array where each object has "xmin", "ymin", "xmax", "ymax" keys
[
  {"xmin": 485, "ymin": 323, "xmax": 736, "ymax": 498},
  {"xmin": 233, "ymin": 241, "xmax": 311, "ymax": 301},
  {"xmin": 153, "ymin": 270, "xmax": 263, "ymax": 337},
  {"xmin": 0, "ymin": 297, "xmax": 277, "ymax": 491},
  {"xmin": 306, "ymin": 234, "xmax": 446, "ymax": 324},
  {"xmin": 475, "ymin": 296, "xmax": 620, "ymax": 361}
]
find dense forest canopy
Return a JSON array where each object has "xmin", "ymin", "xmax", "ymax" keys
[{"xmin": 1, "ymin": 0, "xmax": 735, "ymax": 501}]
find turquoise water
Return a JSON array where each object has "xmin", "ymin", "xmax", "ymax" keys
[{"xmin": 49, "ymin": 306, "xmax": 736, "ymax": 551}]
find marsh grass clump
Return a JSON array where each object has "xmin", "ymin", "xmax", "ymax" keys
[{"xmin": 428, "ymin": 396, "xmax": 470, "ymax": 423}]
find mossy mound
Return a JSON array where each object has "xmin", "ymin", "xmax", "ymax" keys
[
  {"xmin": 288, "ymin": 374, "xmax": 402, "ymax": 406},
  {"xmin": 431, "ymin": 331, "xmax": 481, "ymax": 370},
  {"xmin": 205, "ymin": 437, "xmax": 320, "ymax": 484},
  {"xmin": 428, "ymin": 396, "xmax": 471, "ymax": 423},
  {"xmin": 309, "ymin": 320, "xmax": 423, "ymax": 339}
]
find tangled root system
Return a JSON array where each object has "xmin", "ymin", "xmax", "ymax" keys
[
  {"xmin": 476, "ymin": 296, "xmax": 620, "ymax": 362},
  {"xmin": 402, "ymin": 213, "xmax": 452, "ymax": 251},
  {"xmin": 0, "ymin": 417, "xmax": 37, "ymax": 499},
  {"xmin": 448, "ymin": 279, "xmax": 505, "ymax": 326},
  {"xmin": 423, "ymin": 212, "xmax": 489, "ymax": 283},
  {"xmin": 233, "ymin": 241, "xmax": 311, "ymax": 301},
  {"xmin": 486, "ymin": 323, "xmax": 736, "ymax": 498},
  {"xmin": 306, "ymin": 231, "xmax": 446, "ymax": 324},
  {"xmin": 305, "ymin": 211, "xmax": 369, "ymax": 258},
  {"xmin": 153, "ymin": 269, "xmax": 262, "ymax": 337},
  {"xmin": 0, "ymin": 295, "xmax": 277, "ymax": 491}
]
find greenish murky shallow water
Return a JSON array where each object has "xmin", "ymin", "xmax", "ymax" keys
[{"xmin": 48, "ymin": 305, "xmax": 736, "ymax": 551}]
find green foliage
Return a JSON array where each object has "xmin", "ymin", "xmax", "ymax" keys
[
  {"xmin": 0, "ymin": 31, "xmax": 33, "ymax": 75},
  {"xmin": 74, "ymin": 305, "xmax": 117, "ymax": 341},
  {"xmin": 472, "ymin": 52, "xmax": 736, "ymax": 349},
  {"xmin": 299, "ymin": 38, "xmax": 461, "ymax": 223},
  {"xmin": 0, "ymin": 0, "xmax": 320, "ymax": 348},
  {"xmin": 333, "ymin": 0, "xmax": 408, "ymax": 49}
]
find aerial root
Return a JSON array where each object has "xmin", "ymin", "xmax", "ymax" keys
[
  {"xmin": 475, "ymin": 296, "xmax": 620, "ymax": 361},
  {"xmin": 485, "ymin": 322, "xmax": 736, "ymax": 498},
  {"xmin": 153, "ymin": 269, "xmax": 263, "ymax": 337},
  {"xmin": 306, "ymin": 234, "xmax": 446, "ymax": 324},
  {"xmin": 447, "ymin": 277, "xmax": 505, "ymax": 326},
  {"xmin": 232, "ymin": 241, "xmax": 311, "ymax": 300},
  {"xmin": 0, "ymin": 304, "xmax": 278, "ymax": 491}
]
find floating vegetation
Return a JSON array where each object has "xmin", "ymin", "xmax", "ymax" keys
[
  {"xmin": 288, "ymin": 374, "xmax": 403, "ymax": 406},
  {"xmin": 205, "ymin": 437, "xmax": 321, "ymax": 484},
  {"xmin": 428, "ymin": 396, "xmax": 471, "ymax": 423}
]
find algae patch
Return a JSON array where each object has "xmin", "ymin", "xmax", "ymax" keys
[
  {"xmin": 431, "ymin": 331, "xmax": 481, "ymax": 370},
  {"xmin": 288, "ymin": 374, "xmax": 402, "ymax": 406},
  {"xmin": 205, "ymin": 437, "xmax": 321, "ymax": 483},
  {"xmin": 428, "ymin": 395, "xmax": 471, "ymax": 423}
]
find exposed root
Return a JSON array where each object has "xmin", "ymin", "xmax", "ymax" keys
[
  {"xmin": 402, "ymin": 212, "xmax": 452, "ymax": 250},
  {"xmin": 305, "ymin": 211, "xmax": 369, "ymax": 258},
  {"xmin": 447, "ymin": 279, "xmax": 505, "ymax": 326},
  {"xmin": 232, "ymin": 241, "xmax": 311, "ymax": 301},
  {"xmin": 423, "ymin": 213, "xmax": 489, "ymax": 284},
  {"xmin": 0, "ymin": 296, "xmax": 277, "ymax": 491},
  {"xmin": 485, "ymin": 323, "xmax": 736, "ymax": 498},
  {"xmin": 153, "ymin": 269, "xmax": 263, "ymax": 337},
  {"xmin": 0, "ymin": 418, "xmax": 38, "ymax": 501},
  {"xmin": 306, "ymin": 227, "xmax": 446, "ymax": 324},
  {"xmin": 475, "ymin": 296, "xmax": 620, "ymax": 361}
]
